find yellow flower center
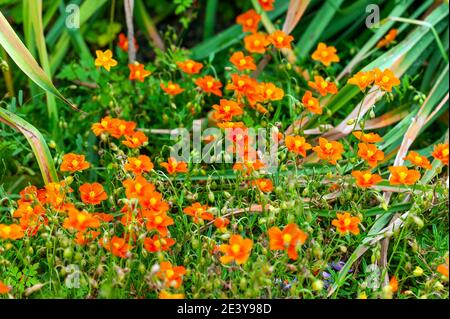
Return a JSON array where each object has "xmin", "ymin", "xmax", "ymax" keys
[
  {"xmin": 154, "ymin": 240, "xmax": 161, "ymax": 248},
  {"xmin": 71, "ymin": 160, "xmax": 79, "ymax": 168},
  {"xmin": 276, "ymin": 36, "xmax": 284, "ymax": 43},
  {"xmin": 307, "ymin": 100, "xmax": 314, "ymax": 107},
  {"xmin": 168, "ymin": 84, "xmax": 175, "ymax": 90},
  {"xmin": 134, "ymin": 159, "xmax": 142, "ymax": 167},
  {"xmin": 344, "ymin": 218, "xmax": 352, "ymax": 226},
  {"xmin": 150, "ymin": 198, "xmax": 157, "ymax": 205},
  {"xmin": 320, "ymin": 81, "xmax": 328, "ymax": 89},
  {"xmin": 166, "ymin": 269, "xmax": 174, "ymax": 279},
  {"xmin": 119, "ymin": 124, "xmax": 126, "ymax": 132},
  {"xmin": 239, "ymin": 59, "xmax": 247, "ymax": 66},
  {"xmin": 282, "ymin": 233, "xmax": 292, "ymax": 245},
  {"xmin": 260, "ymin": 181, "xmax": 267, "ymax": 188},
  {"xmin": 294, "ymin": 139, "xmax": 302, "ymax": 148},
  {"xmin": 135, "ymin": 183, "xmax": 142, "ymax": 192},
  {"xmin": 101, "ymin": 120, "xmax": 108, "ymax": 128},
  {"xmin": 245, "ymin": 19, "xmax": 253, "ymax": 26},
  {"xmin": 3, "ymin": 226, "xmax": 11, "ymax": 235},
  {"xmin": 414, "ymin": 156, "xmax": 422, "ymax": 164},
  {"xmin": 223, "ymin": 105, "xmax": 231, "ymax": 112},
  {"xmin": 206, "ymin": 81, "xmax": 213, "ymax": 88},
  {"xmin": 325, "ymin": 143, "xmax": 333, "ymax": 150},
  {"xmin": 187, "ymin": 62, "xmax": 193, "ymax": 70},
  {"xmin": 367, "ymin": 150, "xmax": 374, "ymax": 157},
  {"xmin": 77, "ymin": 213, "xmax": 87, "ymax": 223},
  {"xmin": 238, "ymin": 80, "xmax": 245, "ymax": 87},
  {"xmin": 361, "ymin": 75, "xmax": 367, "ymax": 82},
  {"xmin": 363, "ymin": 173, "xmax": 372, "ymax": 182},
  {"xmin": 254, "ymin": 40, "xmax": 261, "ymax": 46},
  {"xmin": 382, "ymin": 76, "xmax": 390, "ymax": 83},
  {"xmin": 442, "ymin": 148, "xmax": 449, "ymax": 156},
  {"xmin": 321, "ymin": 50, "xmax": 329, "ymax": 58},
  {"xmin": 89, "ymin": 191, "xmax": 96, "ymax": 198},
  {"xmin": 155, "ymin": 216, "xmax": 163, "ymax": 224},
  {"xmin": 398, "ymin": 172, "xmax": 408, "ymax": 181},
  {"xmin": 231, "ymin": 244, "xmax": 241, "ymax": 254}
]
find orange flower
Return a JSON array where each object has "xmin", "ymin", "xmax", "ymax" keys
[
  {"xmin": 159, "ymin": 290, "xmax": 185, "ymax": 299},
  {"xmin": 437, "ymin": 256, "xmax": 449, "ymax": 278},
  {"xmin": 373, "ymin": 68, "xmax": 400, "ymax": 92},
  {"xmin": 431, "ymin": 143, "xmax": 449, "ymax": 166},
  {"xmin": 313, "ymin": 137, "xmax": 344, "ymax": 164},
  {"xmin": 108, "ymin": 119, "xmax": 136, "ymax": 138},
  {"xmin": 352, "ymin": 170, "xmax": 382, "ymax": 188},
  {"xmin": 348, "ymin": 71, "xmax": 375, "ymax": 91},
  {"xmin": 389, "ymin": 276, "xmax": 399, "ymax": 293},
  {"xmin": 195, "ymin": 75, "xmax": 223, "ymax": 97},
  {"xmin": 92, "ymin": 116, "xmax": 113, "ymax": 136},
  {"xmin": 308, "ymin": 76, "xmax": 338, "ymax": 96},
  {"xmin": 63, "ymin": 208, "xmax": 100, "ymax": 232},
  {"xmin": 129, "ymin": 62, "xmax": 151, "ymax": 82},
  {"xmin": 75, "ymin": 230, "xmax": 100, "ymax": 245},
  {"xmin": 268, "ymin": 224, "xmax": 308, "ymax": 260},
  {"xmin": 268, "ymin": 30, "xmax": 294, "ymax": 49},
  {"xmin": 43, "ymin": 182, "xmax": 73, "ymax": 212},
  {"xmin": 226, "ymin": 74, "xmax": 257, "ymax": 96},
  {"xmin": 212, "ymin": 99, "xmax": 243, "ymax": 122},
  {"xmin": 145, "ymin": 211, "xmax": 174, "ymax": 237},
  {"xmin": 332, "ymin": 212, "xmax": 361, "ymax": 235},
  {"xmin": 177, "ymin": 59, "xmax": 203, "ymax": 74},
  {"xmin": 0, "ymin": 224, "xmax": 24, "ymax": 240},
  {"xmin": 404, "ymin": 151, "xmax": 432, "ymax": 170},
  {"xmin": 157, "ymin": 261, "xmax": 186, "ymax": 288},
  {"xmin": 183, "ymin": 202, "xmax": 214, "ymax": 224},
  {"xmin": 160, "ymin": 157, "xmax": 188, "ymax": 175},
  {"xmin": 258, "ymin": 82, "xmax": 284, "ymax": 101},
  {"xmin": 143, "ymin": 235, "xmax": 176, "ymax": 253},
  {"xmin": 161, "ymin": 82, "xmax": 184, "ymax": 95},
  {"xmin": 229, "ymin": 51, "xmax": 256, "ymax": 71},
  {"xmin": 352, "ymin": 131, "xmax": 382, "ymax": 143},
  {"xmin": 79, "ymin": 183, "xmax": 107, "ymax": 205},
  {"xmin": 233, "ymin": 159, "xmax": 265, "ymax": 175},
  {"xmin": 217, "ymin": 121, "xmax": 246, "ymax": 129},
  {"xmin": 388, "ymin": 166, "xmax": 421, "ymax": 185},
  {"xmin": 219, "ymin": 234, "xmax": 253, "ymax": 265},
  {"xmin": 302, "ymin": 90, "xmax": 322, "ymax": 114},
  {"xmin": 244, "ymin": 33, "xmax": 270, "ymax": 54},
  {"xmin": 94, "ymin": 49, "xmax": 117, "ymax": 71},
  {"xmin": 357, "ymin": 143, "xmax": 384, "ymax": 168},
  {"xmin": 0, "ymin": 281, "xmax": 11, "ymax": 294},
  {"xmin": 311, "ymin": 43, "xmax": 340, "ymax": 67},
  {"xmin": 60, "ymin": 153, "xmax": 90, "ymax": 172},
  {"xmin": 139, "ymin": 188, "xmax": 170, "ymax": 214},
  {"xmin": 253, "ymin": 178, "xmax": 273, "ymax": 193},
  {"xmin": 214, "ymin": 217, "xmax": 230, "ymax": 231},
  {"xmin": 285, "ymin": 135, "xmax": 312, "ymax": 157},
  {"xmin": 258, "ymin": 0, "xmax": 275, "ymax": 11},
  {"xmin": 124, "ymin": 155, "xmax": 154, "ymax": 175},
  {"xmin": 236, "ymin": 9, "xmax": 261, "ymax": 34},
  {"xmin": 377, "ymin": 29, "xmax": 398, "ymax": 48},
  {"xmin": 122, "ymin": 131, "xmax": 148, "ymax": 148},
  {"xmin": 118, "ymin": 33, "xmax": 138, "ymax": 52},
  {"xmin": 103, "ymin": 236, "xmax": 132, "ymax": 258},
  {"xmin": 123, "ymin": 175, "xmax": 153, "ymax": 199}
]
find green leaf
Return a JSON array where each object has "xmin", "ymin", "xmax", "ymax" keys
[
  {"xmin": 0, "ymin": 10, "xmax": 76, "ymax": 111},
  {"xmin": 0, "ymin": 107, "xmax": 58, "ymax": 185}
]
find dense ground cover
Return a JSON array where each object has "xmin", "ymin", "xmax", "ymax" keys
[{"xmin": 0, "ymin": 0, "xmax": 448, "ymax": 299}]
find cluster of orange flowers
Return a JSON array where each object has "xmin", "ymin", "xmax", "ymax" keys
[
  {"xmin": 91, "ymin": 116, "xmax": 148, "ymax": 149},
  {"xmin": 218, "ymin": 222, "xmax": 308, "ymax": 265}
]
